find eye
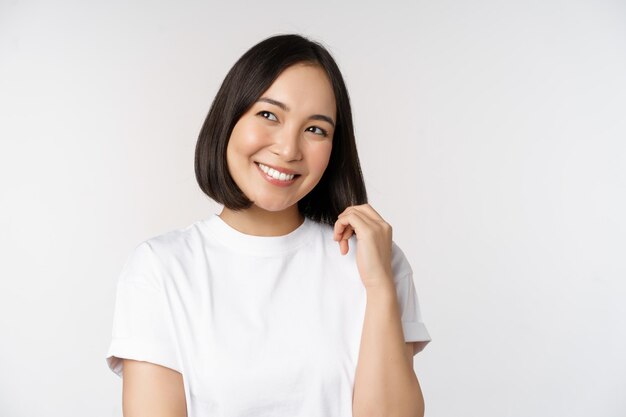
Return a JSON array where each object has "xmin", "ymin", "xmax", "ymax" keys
[
  {"xmin": 306, "ymin": 126, "xmax": 329, "ymax": 137},
  {"xmin": 257, "ymin": 110, "xmax": 278, "ymax": 122}
]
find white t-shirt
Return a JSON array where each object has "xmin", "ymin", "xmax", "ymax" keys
[{"xmin": 106, "ymin": 213, "xmax": 431, "ymax": 417}]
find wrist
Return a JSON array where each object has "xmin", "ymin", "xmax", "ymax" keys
[{"xmin": 364, "ymin": 278, "xmax": 396, "ymax": 296}]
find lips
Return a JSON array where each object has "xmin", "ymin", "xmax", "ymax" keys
[
  {"xmin": 256, "ymin": 162, "xmax": 300, "ymax": 181},
  {"xmin": 255, "ymin": 162, "xmax": 300, "ymax": 175},
  {"xmin": 254, "ymin": 162, "xmax": 300, "ymax": 187}
]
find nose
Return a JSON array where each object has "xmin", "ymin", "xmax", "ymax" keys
[{"xmin": 271, "ymin": 126, "xmax": 303, "ymax": 162}]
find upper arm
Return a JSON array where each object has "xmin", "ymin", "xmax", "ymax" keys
[
  {"xmin": 405, "ymin": 342, "xmax": 425, "ymax": 415},
  {"xmin": 405, "ymin": 342, "xmax": 415, "ymax": 367},
  {"xmin": 122, "ymin": 359, "xmax": 187, "ymax": 417}
]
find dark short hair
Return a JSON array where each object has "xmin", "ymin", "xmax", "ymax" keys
[{"xmin": 194, "ymin": 34, "xmax": 367, "ymax": 226}]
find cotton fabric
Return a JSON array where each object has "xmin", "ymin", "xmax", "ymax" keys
[{"xmin": 106, "ymin": 214, "xmax": 431, "ymax": 416}]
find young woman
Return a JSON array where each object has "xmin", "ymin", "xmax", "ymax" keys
[{"xmin": 106, "ymin": 34, "xmax": 431, "ymax": 417}]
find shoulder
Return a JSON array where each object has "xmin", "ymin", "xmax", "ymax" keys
[
  {"xmin": 308, "ymin": 219, "xmax": 359, "ymax": 255},
  {"xmin": 308, "ymin": 219, "xmax": 413, "ymax": 280},
  {"xmin": 145, "ymin": 218, "xmax": 208, "ymax": 260},
  {"xmin": 119, "ymin": 219, "xmax": 207, "ymax": 287}
]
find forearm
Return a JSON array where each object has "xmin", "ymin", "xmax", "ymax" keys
[{"xmin": 352, "ymin": 279, "xmax": 424, "ymax": 417}]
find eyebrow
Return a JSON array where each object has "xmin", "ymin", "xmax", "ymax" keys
[{"xmin": 256, "ymin": 97, "xmax": 336, "ymax": 128}]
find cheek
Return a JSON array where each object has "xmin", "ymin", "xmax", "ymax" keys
[
  {"xmin": 309, "ymin": 142, "xmax": 333, "ymax": 174},
  {"xmin": 230, "ymin": 122, "xmax": 270, "ymax": 156}
]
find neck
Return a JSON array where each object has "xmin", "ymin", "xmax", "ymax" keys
[{"xmin": 218, "ymin": 204, "xmax": 305, "ymax": 237}]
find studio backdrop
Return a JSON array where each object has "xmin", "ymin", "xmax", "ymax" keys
[{"xmin": 0, "ymin": 1, "xmax": 625, "ymax": 416}]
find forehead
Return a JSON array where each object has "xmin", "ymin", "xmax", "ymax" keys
[{"xmin": 260, "ymin": 64, "xmax": 336, "ymax": 118}]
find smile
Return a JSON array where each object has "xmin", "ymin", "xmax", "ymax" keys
[{"xmin": 256, "ymin": 162, "xmax": 299, "ymax": 182}]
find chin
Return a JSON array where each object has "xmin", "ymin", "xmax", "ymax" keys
[{"xmin": 252, "ymin": 198, "xmax": 298, "ymax": 213}]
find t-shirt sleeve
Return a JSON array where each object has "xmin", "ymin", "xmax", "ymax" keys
[
  {"xmin": 391, "ymin": 242, "xmax": 432, "ymax": 356},
  {"xmin": 105, "ymin": 241, "xmax": 181, "ymax": 377}
]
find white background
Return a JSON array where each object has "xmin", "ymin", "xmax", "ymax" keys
[{"xmin": 1, "ymin": 0, "xmax": 625, "ymax": 416}]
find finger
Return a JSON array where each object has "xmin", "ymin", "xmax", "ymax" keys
[
  {"xmin": 340, "ymin": 224, "xmax": 354, "ymax": 240},
  {"xmin": 339, "ymin": 239, "xmax": 349, "ymax": 255},
  {"xmin": 344, "ymin": 205, "xmax": 392, "ymax": 239},
  {"xmin": 333, "ymin": 215, "xmax": 351, "ymax": 240},
  {"xmin": 333, "ymin": 210, "xmax": 373, "ymax": 242},
  {"xmin": 336, "ymin": 211, "xmax": 373, "ymax": 255},
  {"xmin": 333, "ymin": 224, "xmax": 354, "ymax": 241},
  {"xmin": 337, "ymin": 225, "xmax": 354, "ymax": 254},
  {"xmin": 352, "ymin": 203, "xmax": 385, "ymax": 223},
  {"xmin": 333, "ymin": 213, "xmax": 355, "ymax": 240}
]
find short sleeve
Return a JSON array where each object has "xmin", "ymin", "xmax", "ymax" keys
[
  {"xmin": 105, "ymin": 241, "xmax": 181, "ymax": 377},
  {"xmin": 391, "ymin": 242, "xmax": 432, "ymax": 356}
]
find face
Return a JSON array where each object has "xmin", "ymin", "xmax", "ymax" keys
[{"xmin": 226, "ymin": 63, "xmax": 336, "ymax": 213}]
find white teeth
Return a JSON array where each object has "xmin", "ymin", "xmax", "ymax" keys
[{"xmin": 257, "ymin": 163, "xmax": 295, "ymax": 181}]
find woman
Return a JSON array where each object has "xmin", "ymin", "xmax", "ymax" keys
[{"xmin": 106, "ymin": 34, "xmax": 431, "ymax": 417}]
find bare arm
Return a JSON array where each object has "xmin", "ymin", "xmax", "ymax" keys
[
  {"xmin": 352, "ymin": 281, "xmax": 425, "ymax": 417},
  {"xmin": 331, "ymin": 204, "xmax": 425, "ymax": 417},
  {"xmin": 122, "ymin": 359, "xmax": 187, "ymax": 417}
]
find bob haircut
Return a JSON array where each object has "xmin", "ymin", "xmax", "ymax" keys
[{"xmin": 195, "ymin": 33, "xmax": 367, "ymax": 226}]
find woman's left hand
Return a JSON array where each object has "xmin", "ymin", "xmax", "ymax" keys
[{"xmin": 333, "ymin": 204, "xmax": 394, "ymax": 290}]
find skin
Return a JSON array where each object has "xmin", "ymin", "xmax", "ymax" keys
[
  {"xmin": 219, "ymin": 62, "xmax": 336, "ymax": 236},
  {"xmin": 121, "ymin": 62, "xmax": 423, "ymax": 417},
  {"xmin": 122, "ymin": 359, "xmax": 186, "ymax": 417}
]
